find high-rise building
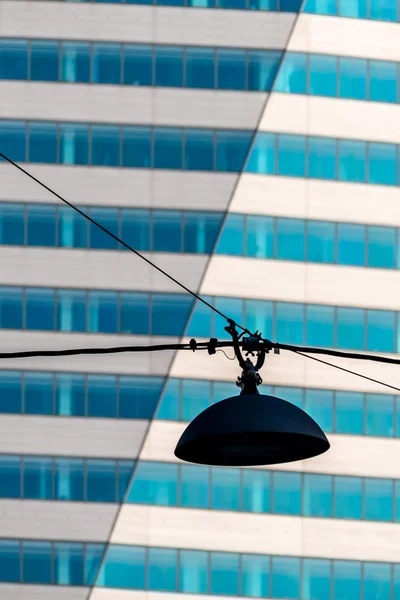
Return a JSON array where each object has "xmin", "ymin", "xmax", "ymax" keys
[{"xmin": 1, "ymin": 0, "xmax": 400, "ymax": 597}]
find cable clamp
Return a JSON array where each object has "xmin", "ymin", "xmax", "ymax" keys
[
  {"xmin": 189, "ymin": 338, "xmax": 197, "ymax": 352},
  {"xmin": 207, "ymin": 338, "xmax": 218, "ymax": 355}
]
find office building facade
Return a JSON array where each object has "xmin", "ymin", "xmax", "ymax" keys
[{"xmin": 1, "ymin": 0, "xmax": 400, "ymax": 597}]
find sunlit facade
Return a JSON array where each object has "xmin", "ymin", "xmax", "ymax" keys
[{"xmin": 1, "ymin": 0, "xmax": 400, "ymax": 598}]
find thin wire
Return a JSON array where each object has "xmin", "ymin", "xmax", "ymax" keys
[
  {"xmin": 216, "ymin": 349, "xmax": 236, "ymax": 361},
  {"xmin": 0, "ymin": 153, "xmax": 249, "ymax": 334},
  {"xmin": 292, "ymin": 350, "xmax": 400, "ymax": 394},
  {"xmin": 273, "ymin": 342, "xmax": 400, "ymax": 366}
]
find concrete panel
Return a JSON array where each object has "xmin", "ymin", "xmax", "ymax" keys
[
  {"xmin": 141, "ymin": 420, "xmax": 400, "ymax": 479},
  {"xmin": 201, "ymin": 255, "xmax": 400, "ymax": 310},
  {"xmin": 0, "ymin": 247, "xmax": 209, "ymax": 294},
  {"xmin": 0, "ymin": 500, "xmax": 118, "ymax": 542},
  {"xmin": 230, "ymin": 174, "xmax": 400, "ymax": 227},
  {"xmin": 289, "ymin": 13, "xmax": 400, "ymax": 62},
  {"xmin": 0, "ymin": 1, "xmax": 295, "ymax": 49},
  {"xmin": 259, "ymin": 93, "xmax": 400, "ymax": 144},
  {"xmin": 0, "ymin": 415, "xmax": 148, "ymax": 458},
  {"xmin": 0, "ymin": 83, "xmax": 266, "ymax": 130},
  {"xmin": 0, "ymin": 330, "xmax": 177, "ymax": 375},
  {"xmin": 0, "ymin": 586, "xmax": 88, "ymax": 600},
  {"xmin": 111, "ymin": 504, "xmax": 400, "ymax": 562},
  {"xmin": 0, "ymin": 164, "xmax": 238, "ymax": 211}
]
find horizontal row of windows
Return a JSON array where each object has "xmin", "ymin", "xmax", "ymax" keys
[
  {"xmin": 1, "ymin": 120, "xmax": 252, "ymax": 173},
  {"xmin": 188, "ymin": 296, "xmax": 400, "ymax": 353},
  {"xmin": 5, "ymin": 120, "xmax": 400, "ymax": 187},
  {"xmin": 277, "ymin": 52, "xmax": 400, "ymax": 104},
  {"xmin": 0, "ymin": 39, "xmax": 282, "ymax": 92},
  {"xmin": 0, "ymin": 371, "xmax": 164, "ymax": 419},
  {"xmin": 0, "ymin": 539, "xmax": 399, "ymax": 598},
  {"xmin": 2, "ymin": 202, "xmax": 400, "ymax": 271},
  {"xmin": 23, "ymin": 0, "xmax": 303, "ymax": 11},
  {"xmin": 126, "ymin": 460, "xmax": 400, "ymax": 523},
  {"xmin": 0, "ymin": 203, "xmax": 223, "ymax": 255},
  {"xmin": 0, "ymin": 286, "xmax": 193, "ymax": 337},
  {"xmin": 0, "ymin": 455, "xmax": 134, "ymax": 504}
]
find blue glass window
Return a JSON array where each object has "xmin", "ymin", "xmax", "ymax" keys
[
  {"xmin": 93, "ymin": 43, "xmax": 121, "ymax": 84},
  {"xmin": 56, "ymin": 373, "xmax": 85, "ymax": 417},
  {"xmin": 211, "ymin": 552, "xmax": 239, "ymax": 596},
  {"xmin": 123, "ymin": 126, "xmax": 152, "ymax": 168},
  {"xmin": 339, "ymin": 58, "xmax": 367, "ymax": 100},
  {"xmin": 338, "ymin": 223, "xmax": 365, "ymax": 266},
  {"xmin": 272, "ymin": 556, "xmax": 300, "ymax": 599},
  {"xmin": 339, "ymin": 0, "xmax": 366, "ymax": 17},
  {"xmin": 274, "ymin": 52, "xmax": 307, "ymax": 94},
  {"xmin": 54, "ymin": 542, "xmax": 84, "ymax": 586},
  {"xmin": 97, "ymin": 545, "xmax": 146, "ymax": 589},
  {"xmin": 120, "ymin": 376, "xmax": 162, "ymax": 419},
  {"xmin": 242, "ymin": 469, "xmax": 271, "ymax": 513},
  {"xmin": 88, "ymin": 291, "xmax": 117, "ymax": 334},
  {"xmin": 306, "ymin": 305, "xmax": 335, "ymax": 348},
  {"xmin": 0, "ymin": 540, "xmax": 20, "ymax": 582},
  {"xmin": 215, "ymin": 214, "xmax": 244, "ymax": 256},
  {"xmin": 0, "ymin": 121, "xmax": 26, "ymax": 162},
  {"xmin": 181, "ymin": 464, "xmax": 209, "ymax": 508},
  {"xmin": 369, "ymin": 143, "xmax": 397, "ymax": 186},
  {"xmin": 0, "ymin": 287, "xmax": 23, "ymax": 329},
  {"xmin": 218, "ymin": 0, "xmax": 246, "ymax": 8},
  {"xmin": 87, "ymin": 459, "xmax": 116, "ymax": 502},
  {"xmin": 180, "ymin": 550, "xmax": 208, "ymax": 594},
  {"xmin": 23, "ymin": 541, "xmax": 52, "ymax": 584},
  {"xmin": 181, "ymin": 379, "xmax": 210, "ymax": 422},
  {"xmin": 87, "ymin": 375, "xmax": 117, "ymax": 418},
  {"xmin": 368, "ymin": 225, "xmax": 396, "ymax": 269},
  {"xmin": 308, "ymin": 137, "xmax": 336, "ymax": 180},
  {"xmin": 118, "ymin": 461, "xmax": 135, "ymax": 502},
  {"xmin": 120, "ymin": 292, "xmax": 149, "ymax": 335},
  {"xmin": 214, "ymin": 297, "xmax": 243, "ymax": 339},
  {"xmin": 55, "ymin": 458, "xmax": 84, "ymax": 501},
  {"xmin": 154, "ymin": 128, "xmax": 183, "ymax": 169},
  {"xmin": 0, "ymin": 39, "xmax": 28, "ymax": 80},
  {"xmin": 0, "ymin": 455, "xmax": 20, "ymax": 498},
  {"xmin": 121, "ymin": 208, "xmax": 150, "ymax": 251},
  {"xmin": 217, "ymin": 49, "xmax": 246, "ymax": 90},
  {"xmin": 333, "ymin": 561, "xmax": 361, "ymax": 600},
  {"xmin": 186, "ymin": 47, "xmax": 215, "ymax": 89},
  {"xmin": 307, "ymin": 220, "xmax": 335, "ymax": 263},
  {"xmin": 337, "ymin": 307, "xmax": 365, "ymax": 350},
  {"xmin": 61, "ymin": 42, "xmax": 90, "ymax": 83},
  {"xmin": 364, "ymin": 562, "xmax": 391, "ymax": 600},
  {"xmin": 155, "ymin": 46, "xmax": 183, "ymax": 87},
  {"xmin": 148, "ymin": 548, "xmax": 177, "ymax": 591},
  {"xmin": 26, "ymin": 204, "xmax": 56, "ymax": 247},
  {"xmin": 365, "ymin": 477, "xmax": 393, "ymax": 521},
  {"xmin": 124, "ymin": 45, "xmax": 152, "ymax": 86},
  {"xmin": 31, "ymin": 41, "xmax": 59, "ymax": 81},
  {"xmin": 151, "ymin": 294, "xmax": 192, "ymax": 336},
  {"xmin": 23, "ymin": 457, "xmax": 53, "ymax": 500},
  {"xmin": 58, "ymin": 207, "xmax": 88, "ymax": 248},
  {"xmin": 216, "ymin": 130, "xmax": 252, "ymax": 172},
  {"xmin": 366, "ymin": 393, "xmax": 394, "ymax": 437},
  {"xmin": 305, "ymin": 389, "xmax": 334, "ymax": 432},
  {"xmin": 184, "ymin": 129, "xmax": 214, "ymax": 171},
  {"xmin": 277, "ymin": 135, "xmax": 306, "ymax": 177},
  {"xmin": 0, "ymin": 203, "xmax": 24, "ymax": 245},
  {"xmin": 334, "ymin": 476, "xmax": 362, "ymax": 519},
  {"xmin": 26, "ymin": 288, "xmax": 55, "ymax": 331},
  {"xmin": 86, "ymin": 544, "xmax": 106, "ymax": 586},
  {"xmin": 211, "ymin": 467, "xmax": 240, "ymax": 511},
  {"xmin": 57, "ymin": 290, "xmax": 86, "ymax": 333},
  {"xmin": 246, "ymin": 133, "xmax": 276, "ymax": 175},
  {"xmin": 303, "ymin": 0, "xmax": 338, "ymax": 13},
  {"xmin": 369, "ymin": 309, "xmax": 395, "ymax": 353},
  {"xmin": 89, "ymin": 207, "xmax": 119, "ymax": 250},
  {"xmin": 186, "ymin": 296, "xmax": 213, "ymax": 338},
  {"xmin": 276, "ymin": 302, "xmax": 304, "ymax": 345},
  {"xmin": 128, "ymin": 461, "xmax": 178, "ymax": 505},
  {"xmin": 370, "ymin": 0, "xmax": 397, "ymax": 21},
  {"xmin": 248, "ymin": 50, "xmax": 281, "ymax": 92},
  {"xmin": 369, "ymin": 60, "xmax": 397, "ymax": 103},
  {"xmin": 336, "ymin": 391, "xmax": 364, "ymax": 435},
  {"xmin": 338, "ymin": 140, "xmax": 367, "ymax": 183},
  {"xmin": 303, "ymin": 559, "xmax": 331, "ymax": 600},
  {"xmin": 277, "ymin": 218, "xmax": 305, "ymax": 260},
  {"xmin": 275, "ymin": 386, "xmax": 303, "ymax": 408},
  {"xmin": 184, "ymin": 212, "xmax": 222, "ymax": 254},
  {"xmin": 304, "ymin": 474, "xmax": 332, "ymax": 517},
  {"xmin": 242, "ymin": 555, "xmax": 270, "ymax": 598},
  {"xmin": 153, "ymin": 211, "xmax": 182, "ymax": 252},
  {"xmin": 92, "ymin": 125, "xmax": 120, "ymax": 167},
  {"xmin": 24, "ymin": 372, "xmax": 53, "ymax": 415},
  {"xmin": 246, "ymin": 215, "xmax": 274, "ymax": 259},
  {"xmin": 60, "ymin": 123, "xmax": 89, "ymax": 165},
  {"xmin": 273, "ymin": 472, "xmax": 301, "ymax": 515},
  {"xmin": 28, "ymin": 122, "xmax": 58, "ymax": 164},
  {"xmin": 309, "ymin": 54, "xmax": 337, "ymax": 97},
  {"xmin": 0, "ymin": 372, "xmax": 22, "ymax": 414},
  {"xmin": 157, "ymin": 378, "xmax": 180, "ymax": 421}
]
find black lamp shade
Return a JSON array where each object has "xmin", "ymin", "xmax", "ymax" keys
[{"xmin": 174, "ymin": 393, "xmax": 330, "ymax": 467}]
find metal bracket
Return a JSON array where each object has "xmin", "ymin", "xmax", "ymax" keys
[{"xmin": 224, "ymin": 320, "xmax": 266, "ymax": 394}]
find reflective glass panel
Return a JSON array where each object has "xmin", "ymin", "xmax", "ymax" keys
[
  {"xmin": 0, "ymin": 456, "xmax": 20, "ymax": 498},
  {"xmin": 124, "ymin": 45, "xmax": 152, "ymax": 86},
  {"xmin": 24, "ymin": 372, "xmax": 53, "ymax": 415},
  {"xmin": 154, "ymin": 128, "xmax": 183, "ymax": 169},
  {"xmin": 214, "ymin": 297, "xmax": 243, "ymax": 339},
  {"xmin": 87, "ymin": 459, "xmax": 117, "ymax": 503},
  {"xmin": 181, "ymin": 379, "xmax": 210, "ymax": 422},
  {"xmin": 211, "ymin": 467, "xmax": 240, "ymax": 511},
  {"xmin": 26, "ymin": 288, "xmax": 55, "ymax": 331},
  {"xmin": 186, "ymin": 47, "xmax": 215, "ymax": 89},
  {"xmin": 181, "ymin": 464, "xmax": 209, "ymax": 508},
  {"xmin": 91, "ymin": 125, "xmax": 120, "ymax": 167},
  {"xmin": 304, "ymin": 474, "xmax": 332, "ymax": 517},
  {"xmin": 148, "ymin": 548, "xmax": 177, "ymax": 591},
  {"xmin": 55, "ymin": 458, "xmax": 84, "ymax": 501},
  {"xmin": 184, "ymin": 129, "xmax": 214, "ymax": 171},
  {"xmin": 366, "ymin": 393, "xmax": 395, "ymax": 437},
  {"xmin": 89, "ymin": 207, "xmax": 119, "ymax": 250},
  {"xmin": 242, "ymin": 469, "xmax": 271, "ymax": 513},
  {"xmin": 339, "ymin": 57, "xmax": 367, "ymax": 100},
  {"xmin": 305, "ymin": 389, "xmax": 333, "ymax": 432},
  {"xmin": 0, "ymin": 203, "xmax": 24, "ymax": 245},
  {"xmin": 86, "ymin": 544, "xmax": 106, "ymax": 586},
  {"xmin": 153, "ymin": 211, "xmax": 182, "ymax": 252},
  {"xmin": 123, "ymin": 126, "xmax": 152, "ymax": 168},
  {"xmin": 246, "ymin": 132, "xmax": 276, "ymax": 175},
  {"xmin": 276, "ymin": 218, "xmax": 305, "ymax": 260},
  {"xmin": 248, "ymin": 50, "xmax": 281, "ymax": 92},
  {"xmin": 128, "ymin": 461, "xmax": 178, "ymax": 505},
  {"xmin": 121, "ymin": 208, "xmax": 150, "ymax": 250},
  {"xmin": 370, "ymin": 0, "xmax": 397, "ymax": 21},
  {"xmin": 215, "ymin": 214, "xmax": 244, "ymax": 256},
  {"xmin": 120, "ymin": 376, "xmax": 163, "ymax": 420},
  {"xmin": 337, "ymin": 307, "xmax": 365, "ymax": 350},
  {"xmin": 120, "ymin": 292, "xmax": 149, "ymax": 335},
  {"xmin": 276, "ymin": 302, "xmax": 304, "ymax": 345},
  {"xmin": 307, "ymin": 220, "xmax": 335, "ymax": 263},
  {"xmin": 0, "ymin": 371, "xmax": 22, "ymax": 414},
  {"xmin": 0, "ymin": 39, "xmax": 28, "ymax": 80},
  {"xmin": 23, "ymin": 457, "xmax": 53, "ymax": 500},
  {"xmin": 55, "ymin": 374, "xmax": 85, "ymax": 417},
  {"xmin": 339, "ymin": 0, "xmax": 367, "ymax": 17},
  {"xmin": 309, "ymin": 53, "xmax": 337, "ymax": 97},
  {"xmin": 58, "ymin": 206, "xmax": 88, "ymax": 248},
  {"xmin": 57, "ymin": 290, "xmax": 86, "ymax": 333},
  {"xmin": 369, "ymin": 143, "xmax": 397, "ymax": 186},
  {"xmin": 97, "ymin": 545, "xmax": 146, "ymax": 589},
  {"xmin": 60, "ymin": 123, "xmax": 89, "ymax": 165},
  {"xmin": 274, "ymin": 52, "xmax": 307, "ymax": 93},
  {"xmin": 118, "ymin": 461, "xmax": 135, "ymax": 502},
  {"xmin": 216, "ymin": 130, "xmax": 252, "ymax": 172},
  {"xmin": 306, "ymin": 305, "xmax": 335, "ymax": 348},
  {"xmin": 242, "ymin": 555, "xmax": 270, "ymax": 598},
  {"xmin": 338, "ymin": 140, "xmax": 367, "ymax": 183},
  {"xmin": 303, "ymin": 559, "xmax": 331, "ymax": 600},
  {"xmin": 0, "ymin": 121, "xmax": 26, "ymax": 162},
  {"xmin": 369, "ymin": 60, "xmax": 397, "ymax": 103},
  {"xmin": 303, "ymin": 0, "xmax": 338, "ymax": 13},
  {"xmin": 61, "ymin": 42, "xmax": 90, "ymax": 83},
  {"xmin": 338, "ymin": 223, "xmax": 366, "ymax": 266},
  {"xmin": 246, "ymin": 215, "xmax": 274, "ymax": 258},
  {"xmin": 26, "ymin": 204, "xmax": 56, "ymax": 247},
  {"xmin": 155, "ymin": 46, "xmax": 183, "ymax": 87},
  {"xmin": 308, "ymin": 137, "xmax": 336, "ymax": 180},
  {"xmin": 156, "ymin": 378, "xmax": 179, "ymax": 421},
  {"xmin": 93, "ymin": 43, "xmax": 121, "ymax": 84},
  {"xmin": 368, "ymin": 225, "xmax": 396, "ymax": 269},
  {"xmin": 22, "ymin": 541, "xmax": 52, "ymax": 584},
  {"xmin": 334, "ymin": 476, "xmax": 362, "ymax": 519},
  {"xmin": 151, "ymin": 294, "xmax": 192, "ymax": 336},
  {"xmin": 217, "ymin": 49, "xmax": 246, "ymax": 90},
  {"xmin": 31, "ymin": 41, "xmax": 59, "ymax": 81},
  {"xmin": 184, "ymin": 211, "xmax": 222, "ymax": 253},
  {"xmin": 273, "ymin": 472, "xmax": 301, "ymax": 515},
  {"xmin": 333, "ymin": 560, "xmax": 361, "ymax": 600},
  {"xmin": 277, "ymin": 135, "xmax": 306, "ymax": 177},
  {"xmin": 210, "ymin": 552, "xmax": 239, "ymax": 596},
  {"xmin": 54, "ymin": 542, "xmax": 84, "ymax": 586},
  {"xmin": 336, "ymin": 391, "xmax": 364, "ymax": 435},
  {"xmin": 0, "ymin": 287, "xmax": 23, "ymax": 329},
  {"xmin": 186, "ymin": 296, "xmax": 213, "ymax": 338},
  {"xmin": 180, "ymin": 550, "xmax": 208, "ymax": 594},
  {"xmin": 88, "ymin": 291, "xmax": 117, "ymax": 334},
  {"xmin": 363, "ymin": 562, "xmax": 391, "ymax": 600},
  {"xmin": 0, "ymin": 540, "xmax": 20, "ymax": 582},
  {"xmin": 367, "ymin": 310, "xmax": 395, "ymax": 353},
  {"xmin": 28, "ymin": 122, "xmax": 58, "ymax": 164},
  {"xmin": 87, "ymin": 375, "xmax": 117, "ymax": 418},
  {"xmin": 364, "ymin": 477, "xmax": 393, "ymax": 521},
  {"xmin": 272, "ymin": 556, "xmax": 300, "ymax": 599}
]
